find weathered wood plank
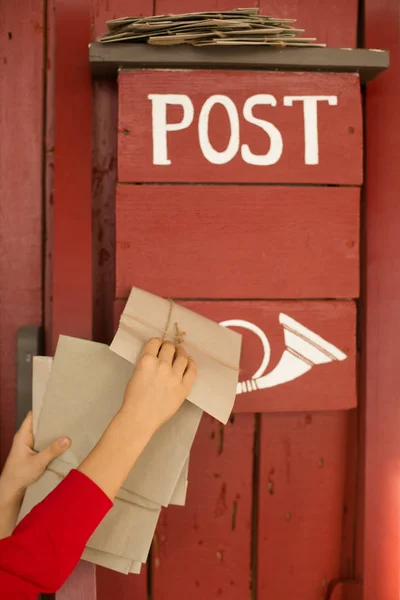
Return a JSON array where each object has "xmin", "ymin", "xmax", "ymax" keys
[
  {"xmin": 116, "ymin": 185, "xmax": 360, "ymax": 299},
  {"xmin": 155, "ymin": 0, "xmax": 258, "ymax": 14},
  {"xmin": 259, "ymin": 0, "xmax": 359, "ymax": 48},
  {"xmin": 118, "ymin": 70, "xmax": 362, "ymax": 185},
  {"xmin": 363, "ymin": 0, "xmax": 400, "ymax": 598},
  {"xmin": 91, "ymin": 4, "xmax": 154, "ymax": 600},
  {"xmin": 152, "ymin": 414, "xmax": 254, "ymax": 600},
  {"xmin": 52, "ymin": 0, "xmax": 92, "ymax": 347},
  {"xmin": 53, "ymin": 1, "xmax": 94, "ymax": 598},
  {"xmin": 258, "ymin": 412, "xmax": 349, "ymax": 599},
  {"xmin": 0, "ymin": 1, "xmax": 44, "ymax": 464}
]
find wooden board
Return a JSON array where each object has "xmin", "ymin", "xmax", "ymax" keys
[
  {"xmin": 52, "ymin": 0, "xmax": 92, "ymax": 347},
  {"xmin": 97, "ymin": 568, "xmax": 147, "ymax": 600},
  {"xmin": 259, "ymin": 0, "xmax": 358, "ymax": 49},
  {"xmin": 118, "ymin": 70, "xmax": 362, "ymax": 185},
  {"xmin": 116, "ymin": 184, "xmax": 360, "ymax": 299},
  {"xmin": 364, "ymin": 0, "xmax": 400, "ymax": 598},
  {"xmin": 91, "ymin": 4, "xmax": 154, "ymax": 600},
  {"xmin": 0, "ymin": 1, "xmax": 44, "ymax": 464},
  {"xmin": 258, "ymin": 412, "xmax": 350, "ymax": 599},
  {"xmin": 91, "ymin": 0, "xmax": 153, "ymax": 39},
  {"xmin": 152, "ymin": 414, "xmax": 254, "ymax": 600},
  {"xmin": 53, "ymin": 1, "xmax": 95, "ymax": 598},
  {"xmin": 114, "ymin": 299, "xmax": 356, "ymax": 413},
  {"xmin": 155, "ymin": 0, "xmax": 258, "ymax": 15}
]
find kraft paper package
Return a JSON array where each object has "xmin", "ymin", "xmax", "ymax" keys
[
  {"xmin": 24, "ymin": 356, "xmax": 189, "ymax": 573},
  {"xmin": 20, "ymin": 287, "xmax": 242, "ymax": 574},
  {"xmin": 110, "ymin": 287, "xmax": 242, "ymax": 424}
]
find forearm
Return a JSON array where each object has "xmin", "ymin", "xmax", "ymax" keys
[
  {"xmin": 78, "ymin": 406, "xmax": 154, "ymax": 500},
  {"xmin": 0, "ymin": 479, "xmax": 24, "ymax": 539}
]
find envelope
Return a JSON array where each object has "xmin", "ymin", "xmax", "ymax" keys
[
  {"xmin": 32, "ymin": 356, "xmax": 189, "ymax": 509},
  {"xmin": 29, "ymin": 358, "xmax": 145, "ymax": 573},
  {"xmin": 34, "ymin": 337, "xmax": 202, "ymax": 506},
  {"xmin": 82, "ymin": 548, "xmax": 140, "ymax": 575},
  {"xmin": 110, "ymin": 287, "xmax": 242, "ymax": 424},
  {"xmin": 18, "ymin": 469, "xmax": 159, "ymax": 563}
]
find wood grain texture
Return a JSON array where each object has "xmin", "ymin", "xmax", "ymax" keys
[
  {"xmin": 91, "ymin": 0, "xmax": 153, "ymax": 345},
  {"xmin": 152, "ymin": 414, "xmax": 254, "ymax": 600},
  {"xmin": 364, "ymin": 1, "xmax": 400, "ymax": 599},
  {"xmin": 259, "ymin": 0, "xmax": 358, "ymax": 48},
  {"xmin": 116, "ymin": 185, "xmax": 360, "ymax": 299},
  {"xmin": 96, "ymin": 568, "xmax": 147, "ymax": 600},
  {"xmin": 114, "ymin": 299, "xmax": 356, "ymax": 413},
  {"xmin": 91, "ymin": 4, "xmax": 154, "ymax": 600},
  {"xmin": 156, "ymin": 0, "xmax": 258, "ymax": 14},
  {"xmin": 0, "ymin": 1, "xmax": 44, "ymax": 464},
  {"xmin": 258, "ymin": 412, "xmax": 350, "ymax": 600},
  {"xmin": 340, "ymin": 410, "xmax": 359, "ymax": 579},
  {"xmin": 91, "ymin": 0, "xmax": 153, "ymax": 39},
  {"xmin": 44, "ymin": 0, "xmax": 56, "ymax": 354},
  {"xmin": 118, "ymin": 70, "xmax": 362, "ymax": 185},
  {"xmin": 52, "ymin": 0, "xmax": 92, "ymax": 348},
  {"xmin": 53, "ymin": 1, "xmax": 95, "ymax": 598},
  {"xmin": 92, "ymin": 80, "xmax": 118, "ymax": 345}
]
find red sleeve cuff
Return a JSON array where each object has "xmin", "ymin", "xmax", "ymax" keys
[
  {"xmin": 17, "ymin": 469, "xmax": 113, "ymax": 539},
  {"xmin": 5, "ymin": 470, "xmax": 113, "ymax": 594}
]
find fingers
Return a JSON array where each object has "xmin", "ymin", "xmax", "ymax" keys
[
  {"xmin": 173, "ymin": 345, "xmax": 189, "ymax": 378},
  {"xmin": 140, "ymin": 338, "xmax": 162, "ymax": 358},
  {"xmin": 14, "ymin": 411, "xmax": 34, "ymax": 447},
  {"xmin": 158, "ymin": 341, "xmax": 176, "ymax": 364},
  {"xmin": 183, "ymin": 358, "xmax": 197, "ymax": 391},
  {"xmin": 35, "ymin": 437, "xmax": 71, "ymax": 470},
  {"xmin": 16, "ymin": 411, "xmax": 33, "ymax": 437}
]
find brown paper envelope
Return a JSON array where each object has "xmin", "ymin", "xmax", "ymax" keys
[
  {"xmin": 170, "ymin": 457, "xmax": 188, "ymax": 506},
  {"xmin": 32, "ymin": 356, "xmax": 53, "ymax": 435},
  {"xmin": 110, "ymin": 287, "xmax": 241, "ymax": 424},
  {"xmin": 32, "ymin": 356, "xmax": 188, "ymax": 508},
  {"xmin": 34, "ymin": 336, "xmax": 201, "ymax": 505},
  {"xmin": 88, "ymin": 497, "xmax": 159, "ymax": 561},
  {"xmin": 82, "ymin": 548, "xmax": 137, "ymax": 575},
  {"xmin": 19, "ymin": 470, "xmax": 160, "ymax": 562},
  {"xmin": 44, "ymin": 457, "xmax": 161, "ymax": 510}
]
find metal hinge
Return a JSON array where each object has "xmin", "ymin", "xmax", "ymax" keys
[{"xmin": 16, "ymin": 325, "xmax": 44, "ymax": 429}]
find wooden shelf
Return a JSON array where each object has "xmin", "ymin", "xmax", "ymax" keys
[{"xmin": 89, "ymin": 43, "xmax": 389, "ymax": 83}]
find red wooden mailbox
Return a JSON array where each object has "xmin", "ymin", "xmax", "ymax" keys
[
  {"xmin": 94, "ymin": 63, "xmax": 364, "ymax": 600},
  {"xmin": 1, "ymin": 3, "xmax": 394, "ymax": 600}
]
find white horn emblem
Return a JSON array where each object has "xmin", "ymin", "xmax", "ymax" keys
[{"xmin": 220, "ymin": 314, "xmax": 347, "ymax": 395}]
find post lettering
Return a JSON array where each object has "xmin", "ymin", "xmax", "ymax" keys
[{"xmin": 283, "ymin": 95, "xmax": 338, "ymax": 165}]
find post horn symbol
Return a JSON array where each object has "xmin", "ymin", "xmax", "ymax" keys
[{"xmin": 220, "ymin": 314, "xmax": 347, "ymax": 395}]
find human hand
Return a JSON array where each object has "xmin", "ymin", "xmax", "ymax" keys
[
  {"xmin": 122, "ymin": 338, "xmax": 197, "ymax": 435},
  {"xmin": 0, "ymin": 412, "xmax": 71, "ymax": 498}
]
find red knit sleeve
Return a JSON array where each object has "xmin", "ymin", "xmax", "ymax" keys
[{"xmin": 0, "ymin": 469, "xmax": 112, "ymax": 597}]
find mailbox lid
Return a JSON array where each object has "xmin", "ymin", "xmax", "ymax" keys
[{"xmin": 118, "ymin": 69, "xmax": 363, "ymax": 185}]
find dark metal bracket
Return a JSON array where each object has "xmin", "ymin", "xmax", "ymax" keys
[{"xmin": 16, "ymin": 325, "xmax": 44, "ymax": 430}]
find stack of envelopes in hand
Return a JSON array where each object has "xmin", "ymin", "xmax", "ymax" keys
[
  {"xmin": 97, "ymin": 7, "xmax": 326, "ymax": 47},
  {"xmin": 18, "ymin": 287, "xmax": 242, "ymax": 575}
]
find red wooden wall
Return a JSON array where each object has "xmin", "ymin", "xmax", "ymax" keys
[
  {"xmin": 63, "ymin": 1, "xmax": 364, "ymax": 600},
  {"xmin": 364, "ymin": 1, "xmax": 400, "ymax": 599},
  {"xmin": 5, "ymin": 1, "xmax": 398, "ymax": 600},
  {"xmin": 0, "ymin": 3, "xmax": 44, "ymax": 463}
]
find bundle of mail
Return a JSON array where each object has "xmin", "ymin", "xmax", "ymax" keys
[
  {"xmin": 18, "ymin": 287, "xmax": 242, "ymax": 575},
  {"xmin": 98, "ymin": 7, "xmax": 326, "ymax": 48}
]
